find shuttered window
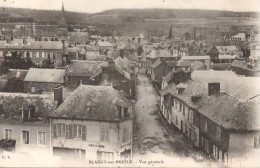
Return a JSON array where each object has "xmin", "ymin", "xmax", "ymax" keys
[
  {"xmin": 53, "ymin": 124, "xmax": 57, "ymax": 138},
  {"xmin": 82, "ymin": 126, "xmax": 86, "ymax": 141}
]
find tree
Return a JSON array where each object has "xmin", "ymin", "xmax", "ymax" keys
[{"xmin": 2, "ymin": 51, "xmax": 34, "ymax": 69}]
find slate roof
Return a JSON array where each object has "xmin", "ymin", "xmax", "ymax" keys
[
  {"xmin": 24, "ymin": 68, "xmax": 66, "ymax": 84},
  {"xmin": 192, "ymin": 70, "xmax": 260, "ymax": 102},
  {"xmin": 161, "ymin": 80, "xmax": 260, "ymax": 131},
  {"xmin": 54, "ymin": 85, "xmax": 132, "ymax": 121},
  {"xmin": 66, "ymin": 60, "xmax": 108, "ymax": 77},
  {"xmin": 150, "ymin": 58, "xmax": 161, "ymax": 68}
]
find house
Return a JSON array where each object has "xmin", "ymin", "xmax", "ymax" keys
[
  {"xmin": 65, "ymin": 60, "xmax": 108, "ymax": 87},
  {"xmin": 89, "ymin": 63, "xmax": 136, "ymax": 100},
  {"xmin": 160, "ymin": 81, "xmax": 260, "ymax": 165},
  {"xmin": 146, "ymin": 49, "xmax": 178, "ymax": 73},
  {"xmin": 68, "ymin": 32, "xmax": 89, "ymax": 44},
  {"xmin": 148, "ymin": 59, "xmax": 174, "ymax": 90},
  {"xmin": 51, "ymin": 85, "xmax": 134, "ymax": 161},
  {"xmin": 0, "ymin": 92, "xmax": 57, "ymax": 155},
  {"xmin": 230, "ymin": 33, "xmax": 246, "ymax": 47},
  {"xmin": 24, "ymin": 68, "xmax": 66, "ymax": 93},
  {"xmin": 0, "ymin": 40, "xmax": 64, "ymax": 67},
  {"xmin": 96, "ymin": 41, "xmax": 114, "ymax": 55},
  {"xmin": 231, "ymin": 59, "xmax": 260, "ymax": 77},
  {"xmin": 161, "ymin": 60, "xmax": 192, "ymax": 90},
  {"xmin": 181, "ymin": 56, "xmax": 211, "ymax": 70},
  {"xmin": 207, "ymin": 46, "xmax": 239, "ymax": 63},
  {"xmin": 160, "ymin": 72, "xmax": 260, "ymax": 165}
]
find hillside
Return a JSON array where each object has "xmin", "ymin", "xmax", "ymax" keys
[{"xmin": 0, "ymin": 7, "xmax": 258, "ymax": 24}]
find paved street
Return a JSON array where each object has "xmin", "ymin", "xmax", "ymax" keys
[{"xmin": 132, "ymin": 75, "xmax": 218, "ymax": 166}]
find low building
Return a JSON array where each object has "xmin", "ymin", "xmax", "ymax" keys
[
  {"xmin": 51, "ymin": 85, "xmax": 134, "ymax": 161},
  {"xmin": 65, "ymin": 60, "xmax": 108, "ymax": 87},
  {"xmin": 24, "ymin": 68, "xmax": 66, "ymax": 93},
  {"xmin": 160, "ymin": 73, "xmax": 260, "ymax": 165},
  {"xmin": 181, "ymin": 56, "xmax": 211, "ymax": 70},
  {"xmin": 0, "ymin": 39, "xmax": 64, "ymax": 67},
  {"xmin": 97, "ymin": 41, "xmax": 114, "ymax": 55},
  {"xmin": 0, "ymin": 92, "xmax": 57, "ymax": 155}
]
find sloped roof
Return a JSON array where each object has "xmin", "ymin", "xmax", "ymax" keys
[
  {"xmin": 24, "ymin": 68, "xmax": 66, "ymax": 84},
  {"xmin": 181, "ymin": 56, "xmax": 210, "ymax": 60},
  {"xmin": 67, "ymin": 60, "xmax": 108, "ymax": 77},
  {"xmin": 232, "ymin": 33, "xmax": 246, "ymax": 39},
  {"xmin": 231, "ymin": 59, "xmax": 248, "ymax": 69},
  {"xmin": 192, "ymin": 70, "xmax": 260, "ymax": 102},
  {"xmin": 54, "ymin": 85, "xmax": 132, "ymax": 120},
  {"xmin": 97, "ymin": 41, "xmax": 113, "ymax": 47},
  {"xmin": 146, "ymin": 49, "xmax": 172, "ymax": 59},
  {"xmin": 161, "ymin": 80, "xmax": 260, "ymax": 131},
  {"xmin": 150, "ymin": 58, "xmax": 162, "ymax": 68},
  {"xmin": 216, "ymin": 46, "xmax": 238, "ymax": 54}
]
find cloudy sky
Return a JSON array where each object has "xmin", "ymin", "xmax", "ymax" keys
[{"xmin": 1, "ymin": 0, "xmax": 260, "ymax": 13}]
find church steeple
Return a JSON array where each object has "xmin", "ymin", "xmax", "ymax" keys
[{"xmin": 59, "ymin": 1, "xmax": 67, "ymax": 28}]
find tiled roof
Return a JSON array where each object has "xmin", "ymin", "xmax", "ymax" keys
[
  {"xmin": 54, "ymin": 85, "xmax": 132, "ymax": 120},
  {"xmin": 161, "ymin": 80, "xmax": 260, "ymax": 131},
  {"xmin": 24, "ymin": 68, "xmax": 66, "ymax": 84},
  {"xmin": 66, "ymin": 60, "xmax": 108, "ymax": 77}
]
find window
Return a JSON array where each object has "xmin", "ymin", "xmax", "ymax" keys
[
  {"xmin": 175, "ymin": 116, "xmax": 178, "ymax": 125},
  {"xmin": 183, "ymin": 105, "xmax": 186, "ymax": 116},
  {"xmin": 216, "ymin": 126, "xmax": 221, "ymax": 139},
  {"xmin": 213, "ymin": 144, "xmax": 219, "ymax": 159},
  {"xmin": 97, "ymin": 151, "xmax": 113, "ymax": 161},
  {"xmin": 122, "ymin": 127, "xmax": 130, "ymax": 143},
  {"xmin": 4, "ymin": 129, "xmax": 12, "ymax": 139},
  {"xmin": 100, "ymin": 127, "xmax": 109, "ymax": 142},
  {"xmin": 219, "ymin": 149, "xmax": 223, "ymax": 162},
  {"xmin": 22, "ymin": 131, "xmax": 29, "ymax": 144},
  {"xmin": 254, "ymin": 134, "xmax": 259, "ymax": 148},
  {"xmin": 189, "ymin": 110, "xmax": 194, "ymax": 124},
  {"xmin": 38, "ymin": 132, "xmax": 46, "ymax": 145},
  {"xmin": 204, "ymin": 119, "xmax": 208, "ymax": 132}
]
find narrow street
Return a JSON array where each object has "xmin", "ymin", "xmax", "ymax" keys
[{"xmin": 132, "ymin": 75, "xmax": 217, "ymax": 167}]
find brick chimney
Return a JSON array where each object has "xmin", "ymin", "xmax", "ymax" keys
[
  {"xmin": 208, "ymin": 83, "xmax": 220, "ymax": 96},
  {"xmin": 54, "ymin": 86, "xmax": 63, "ymax": 106}
]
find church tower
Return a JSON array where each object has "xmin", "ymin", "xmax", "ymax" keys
[{"xmin": 59, "ymin": 1, "xmax": 67, "ymax": 28}]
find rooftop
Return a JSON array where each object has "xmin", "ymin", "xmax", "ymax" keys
[
  {"xmin": 66, "ymin": 60, "xmax": 108, "ymax": 77},
  {"xmin": 54, "ymin": 85, "xmax": 132, "ymax": 121},
  {"xmin": 161, "ymin": 80, "xmax": 260, "ymax": 131},
  {"xmin": 24, "ymin": 68, "xmax": 66, "ymax": 84}
]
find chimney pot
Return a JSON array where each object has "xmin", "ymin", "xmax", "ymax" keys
[
  {"xmin": 54, "ymin": 86, "xmax": 63, "ymax": 106},
  {"xmin": 208, "ymin": 82, "xmax": 220, "ymax": 96}
]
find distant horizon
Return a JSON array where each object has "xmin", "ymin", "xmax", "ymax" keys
[
  {"xmin": 1, "ymin": 0, "xmax": 260, "ymax": 14},
  {"xmin": 1, "ymin": 6, "xmax": 260, "ymax": 15}
]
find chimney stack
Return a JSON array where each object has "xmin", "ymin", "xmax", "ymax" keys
[
  {"xmin": 54, "ymin": 86, "xmax": 63, "ymax": 106},
  {"xmin": 208, "ymin": 83, "xmax": 220, "ymax": 96}
]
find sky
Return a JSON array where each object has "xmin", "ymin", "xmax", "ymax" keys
[{"xmin": 1, "ymin": 0, "xmax": 260, "ymax": 13}]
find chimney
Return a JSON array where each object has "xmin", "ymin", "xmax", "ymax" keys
[
  {"xmin": 54, "ymin": 86, "xmax": 63, "ymax": 106},
  {"xmin": 208, "ymin": 83, "xmax": 220, "ymax": 96}
]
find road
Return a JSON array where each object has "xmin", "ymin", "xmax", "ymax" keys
[{"xmin": 132, "ymin": 75, "xmax": 218, "ymax": 167}]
